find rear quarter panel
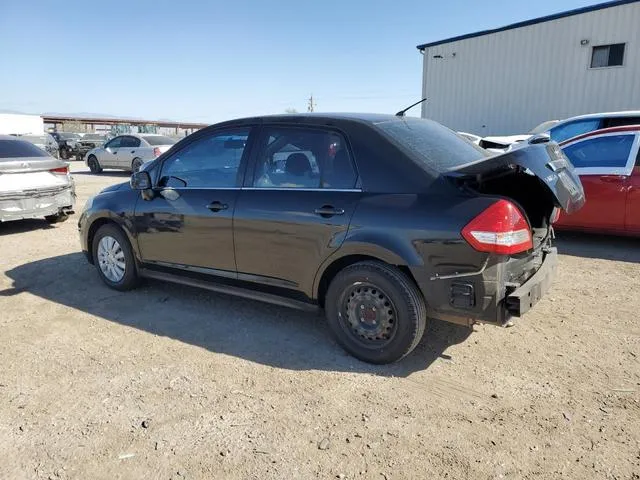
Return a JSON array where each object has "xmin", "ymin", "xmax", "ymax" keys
[{"xmin": 314, "ymin": 191, "xmax": 495, "ymax": 314}]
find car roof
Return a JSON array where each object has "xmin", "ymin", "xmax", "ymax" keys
[
  {"xmin": 211, "ymin": 112, "xmax": 410, "ymax": 128},
  {"xmin": 561, "ymin": 110, "xmax": 640, "ymax": 123},
  {"xmin": 559, "ymin": 124, "xmax": 640, "ymax": 145}
]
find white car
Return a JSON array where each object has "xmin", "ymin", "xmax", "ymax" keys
[
  {"xmin": 85, "ymin": 134, "xmax": 176, "ymax": 173},
  {"xmin": 481, "ymin": 111, "xmax": 640, "ymax": 151},
  {"xmin": 0, "ymin": 135, "xmax": 75, "ymax": 223}
]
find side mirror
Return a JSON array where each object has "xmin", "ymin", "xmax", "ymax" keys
[{"xmin": 131, "ymin": 171, "xmax": 152, "ymax": 190}]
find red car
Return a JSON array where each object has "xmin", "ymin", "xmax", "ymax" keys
[{"xmin": 555, "ymin": 126, "xmax": 640, "ymax": 236}]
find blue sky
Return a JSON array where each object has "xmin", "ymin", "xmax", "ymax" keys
[{"xmin": 0, "ymin": 0, "xmax": 597, "ymax": 123}]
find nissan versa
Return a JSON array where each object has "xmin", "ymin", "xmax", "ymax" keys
[{"xmin": 78, "ymin": 113, "xmax": 585, "ymax": 364}]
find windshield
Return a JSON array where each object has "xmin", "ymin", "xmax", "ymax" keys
[
  {"xmin": 142, "ymin": 135, "xmax": 176, "ymax": 146},
  {"xmin": 375, "ymin": 118, "xmax": 490, "ymax": 172},
  {"xmin": 59, "ymin": 132, "xmax": 81, "ymax": 140},
  {"xmin": 528, "ymin": 120, "xmax": 560, "ymax": 135},
  {"xmin": 0, "ymin": 139, "xmax": 49, "ymax": 160},
  {"xmin": 82, "ymin": 134, "xmax": 104, "ymax": 140}
]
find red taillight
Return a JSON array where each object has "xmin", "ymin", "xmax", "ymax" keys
[
  {"xmin": 461, "ymin": 199, "xmax": 533, "ymax": 255},
  {"xmin": 50, "ymin": 166, "xmax": 69, "ymax": 175},
  {"xmin": 153, "ymin": 147, "xmax": 161, "ymax": 157}
]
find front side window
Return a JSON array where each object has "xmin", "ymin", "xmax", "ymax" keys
[
  {"xmin": 563, "ymin": 134, "xmax": 635, "ymax": 169},
  {"xmin": 105, "ymin": 137, "xmax": 122, "ymax": 149},
  {"xmin": 252, "ymin": 128, "xmax": 357, "ymax": 189},
  {"xmin": 590, "ymin": 43, "xmax": 625, "ymax": 68},
  {"xmin": 160, "ymin": 129, "xmax": 250, "ymax": 188},
  {"xmin": 550, "ymin": 119, "xmax": 601, "ymax": 143}
]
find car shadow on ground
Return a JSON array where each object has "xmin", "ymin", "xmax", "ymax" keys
[
  {"xmin": 2, "ymin": 252, "xmax": 471, "ymax": 376},
  {"xmin": 555, "ymin": 231, "xmax": 639, "ymax": 263},
  {"xmin": 0, "ymin": 219, "xmax": 55, "ymax": 236}
]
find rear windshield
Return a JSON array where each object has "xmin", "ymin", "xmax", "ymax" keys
[
  {"xmin": 83, "ymin": 134, "xmax": 104, "ymax": 140},
  {"xmin": 0, "ymin": 139, "xmax": 49, "ymax": 159},
  {"xmin": 59, "ymin": 133, "xmax": 81, "ymax": 139},
  {"xmin": 374, "ymin": 118, "xmax": 489, "ymax": 172},
  {"xmin": 142, "ymin": 135, "xmax": 176, "ymax": 146}
]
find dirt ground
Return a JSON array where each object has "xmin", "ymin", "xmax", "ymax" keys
[{"xmin": 1, "ymin": 163, "xmax": 639, "ymax": 480}]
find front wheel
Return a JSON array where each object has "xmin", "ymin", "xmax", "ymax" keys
[
  {"xmin": 325, "ymin": 261, "xmax": 427, "ymax": 364},
  {"xmin": 59, "ymin": 147, "xmax": 70, "ymax": 160},
  {"xmin": 87, "ymin": 155, "xmax": 102, "ymax": 174},
  {"xmin": 92, "ymin": 224, "xmax": 140, "ymax": 291}
]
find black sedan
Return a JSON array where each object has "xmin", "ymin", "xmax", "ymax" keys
[{"xmin": 78, "ymin": 113, "xmax": 585, "ymax": 364}]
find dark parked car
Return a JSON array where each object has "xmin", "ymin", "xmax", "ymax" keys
[
  {"xmin": 78, "ymin": 113, "xmax": 585, "ymax": 364},
  {"xmin": 76, "ymin": 133, "xmax": 106, "ymax": 160},
  {"xmin": 46, "ymin": 132, "xmax": 82, "ymax": 160}
]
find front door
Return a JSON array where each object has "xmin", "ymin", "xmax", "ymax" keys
[
  {"xmin": 100, "ymin": 136, "xmax": 122, "ymax": 168},
  {"xmin": 134, "ymin": 127, "xmax": 254, "ymax": 274},
  {"xmin": 234, "ymin": 126, "xmax": 361, "ymax": 294},
  {"xmin": 559, "ymin": 131, "xmax": 638, "ymax": 232}
]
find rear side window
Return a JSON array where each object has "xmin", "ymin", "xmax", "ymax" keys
[
  {"xmin": 550, "ymin": 119, "xmax": 601, "ymax": 143},
  {"xmin": 160, "ymin": 129, "xmax": 250, "ymax": 188},
  {"xmin": 374, "ymin": 118, "xmax": 488, "ymax": 172},
  {"xmin": 142, "ymin": 135, "xmax": 176, "ymax": 146},
  {"xmin": 563, "ymin": 134, "xmax": 635, "ymax": 169},
  {"xmin": 0, "ymin": 139, "xmax": 49, "ymax": 160},
  {"xmin": 252, "ymin": 127, "xmax": 357, "ymax": 189}
]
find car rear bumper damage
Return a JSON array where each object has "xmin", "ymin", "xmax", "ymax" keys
[
  {"xmin": 0, "ymin": 186, "xmax": 75, "ymax": 222},
  {"xmin": 412, "ymin": 247, "xmax": 558, "ymax": 327}
]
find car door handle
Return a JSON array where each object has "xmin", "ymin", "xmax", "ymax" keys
[
  {"xmin": 601, "ymin": 175, "xmax": 626, "ymax": 183},
  {"xmin": 314, "ymin": 205, "xmax": 345, "ymax": 217},
  {"xmin": 206, "ymin": 201, "xmax": 228, "ymax": 212}
]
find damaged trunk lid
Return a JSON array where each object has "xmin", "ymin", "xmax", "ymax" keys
[{"xmin": 447, "ymin": 139, "xmax": 585, "ymax": 215}]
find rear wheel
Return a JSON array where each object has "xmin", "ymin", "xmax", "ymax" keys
[
  {"xmin": 325, "ymin": 261, "xmax": 427, "ymax": 364},
  {"xmin": 87, "ymin": 155, "xmax": 102, "ymax": 174},
  {"xmin": 92, "ymin": 224, "xmax": 140, "ymax": 291},
  {"xmin": 131, "ymin": 157, "xmax": 144, "ymax": 172}
]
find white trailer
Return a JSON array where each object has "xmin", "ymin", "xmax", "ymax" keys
[{"xmin": 0, "ymin": 113, "xmax": 44, "ymax": 135}]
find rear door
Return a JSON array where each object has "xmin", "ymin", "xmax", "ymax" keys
[
  {"xmin": 625, "ymin": 148, "xmax": 640, "ymax": 234},
  {"xmin": 134, "ymin": 127, "xmax": 253, "ymax": 273},
  {"xmin": 234, "ymin": 125, "xmax": 361, "ymax": 293},
  {"xmin": 117, "ymin": 136, "xmax": 139, "ymax": 169},
  {"xmin": 559, "ymin": 131, "xmax": 639, "ymax": 232}
]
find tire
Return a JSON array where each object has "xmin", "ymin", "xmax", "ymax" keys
[
  {"xmin": 87, "ymin": 155, "xmax": 102, "ymax": 174},
  {"xmin": 131, "ymin": 157, "xmax": 144, "ymax": 172},
  {"xmin": 325, "ymin": 261, "xmax": 427, "ymax": 364},
  {"xmin": 45, "ymin": 213, "xmax": 69, "ymax": 224},
  {"xmin": 59, "ymin": 146, "xmax": 70, "ymax": 160},
  {"xmin": 92, "ymin": 224, "xmax": 140, "ymax": 291}
]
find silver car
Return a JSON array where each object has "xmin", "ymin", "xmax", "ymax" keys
[
  {"xmin": 85, "ymin": 134, "xmax": 176, "ymax": 173},
  {"xmin": 0, "ymin": 135, "xmax": 75, "ymax": 224}
]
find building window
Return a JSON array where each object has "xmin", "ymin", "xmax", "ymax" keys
[{"xmin": 590, "ymin": 43, "xmax": 625, "ymax": 68}]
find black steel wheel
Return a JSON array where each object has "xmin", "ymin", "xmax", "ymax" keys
[
  {"xmin": 325, "ymin": 261, "xmax": 427, "ymax": 364},
  {"xmin": 87, "ymin": 155, "xmax": 102, "ymax": 174}
]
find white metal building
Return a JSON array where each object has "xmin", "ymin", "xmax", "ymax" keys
[{"xmin": 417, "ymin": 0, "xmax": 640, "ymax": 136}]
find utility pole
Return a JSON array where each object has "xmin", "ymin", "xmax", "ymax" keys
[{"xmin": 307, "ymin": 94, "xmax": 315, "ymax": 112}]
